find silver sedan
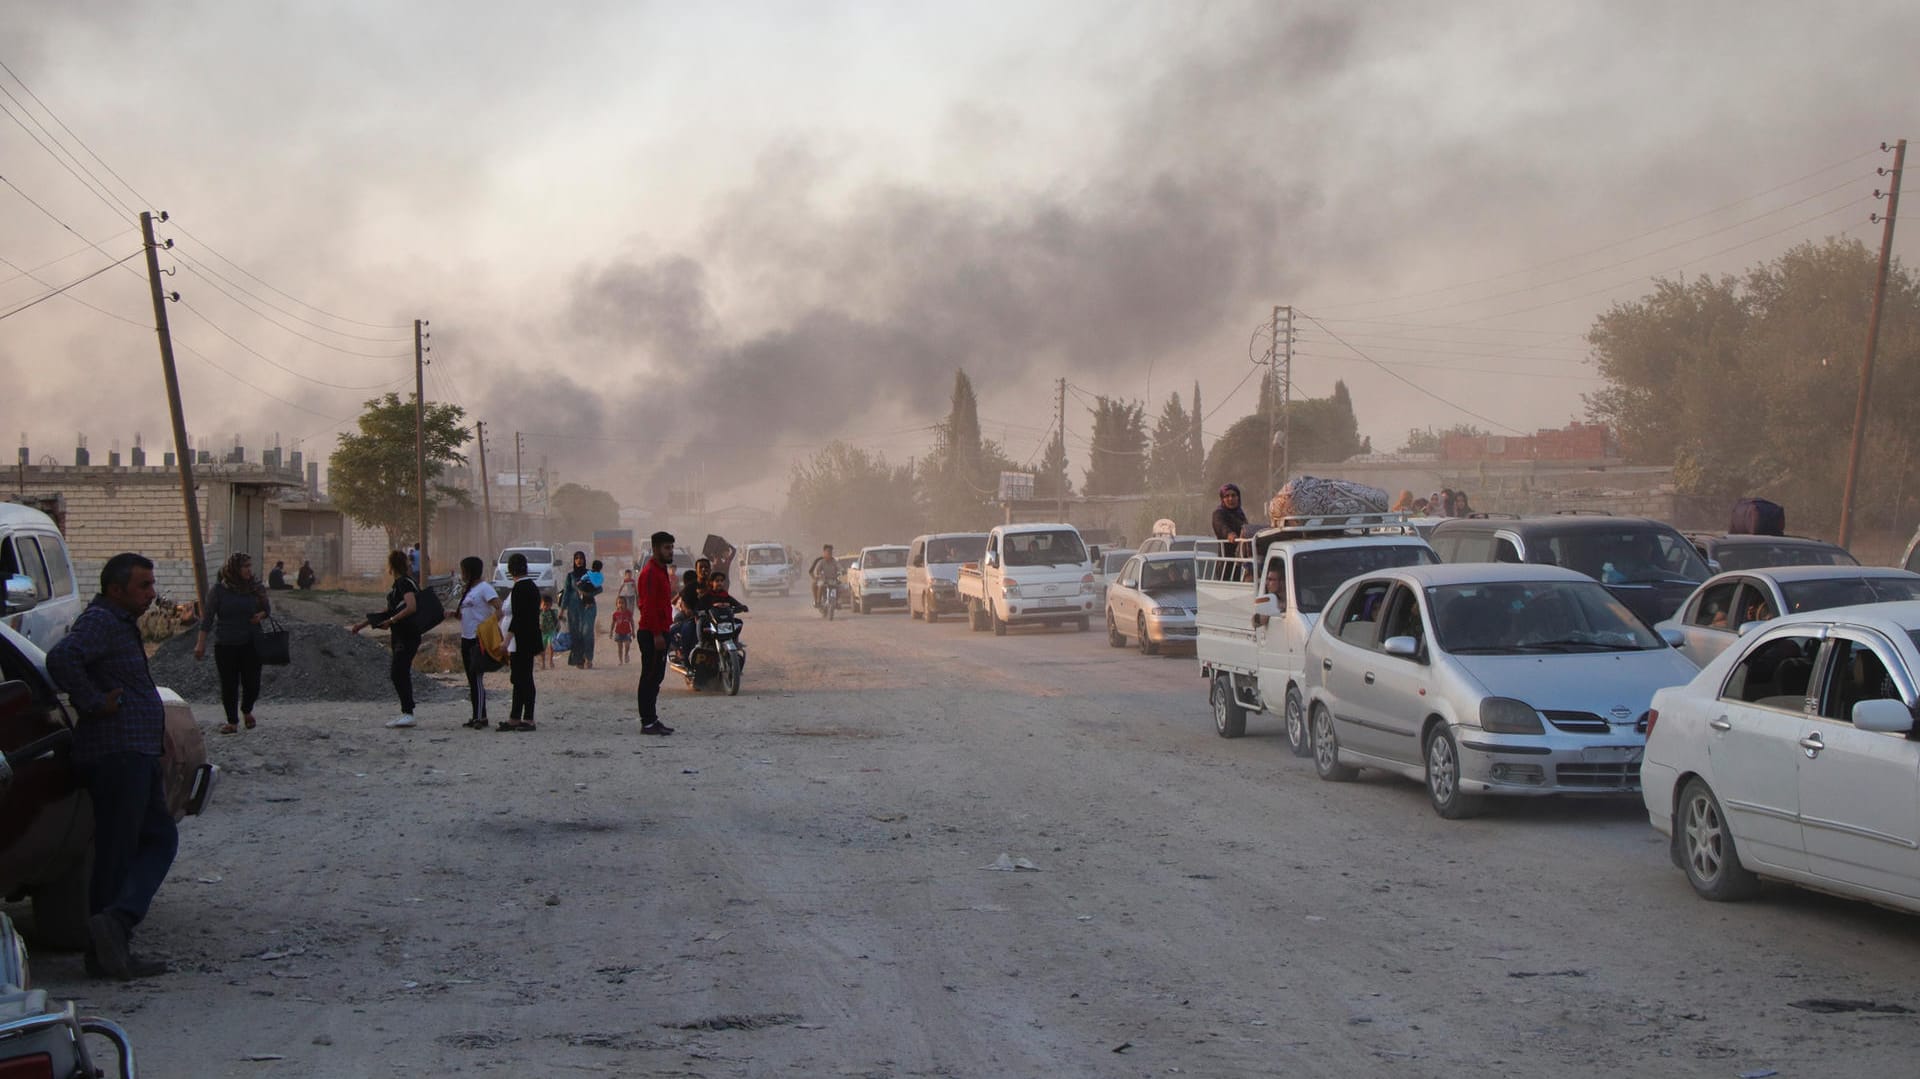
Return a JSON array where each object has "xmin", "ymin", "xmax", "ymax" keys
[
  {"xmin": 1655, "ymin": 565, "xmax": 1920, "ymax": 668},
  {"xmin": 1304, "ymin": 563, "xmax": 1699, "ymax": 818},
  {"xmin": 1104, "ymin": 552, "xmax": 1197, "ymax": 655}
]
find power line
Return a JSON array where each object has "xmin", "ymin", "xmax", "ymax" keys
[
  {"xmin": 0, "ymin": 96, "xmax": 130, "ymax": 224},
  {"xmin": 0, "ymin": 249, "xmax": 139, "ymax": 321},
  {"xmin": 0, "ymin": 231, "xmax": 136, "ymax": 287},
  {"xmin": 174, "ymin": 254, "xmax": 411, "ymax": 343},
  {"xmin": 1296, "ymin": 312, "xmax": 1526, "ymax": 434},
  {"xmin": 0, "ymin": 252, "xmax": 150, "ymax": 329},
  {"xmin": 172, "ymin": 297, "xmax": 408, "ymax": 389},
  {"xmin": 1292, "ymin": 351, "xmax": 1604, "ymax": 382}
]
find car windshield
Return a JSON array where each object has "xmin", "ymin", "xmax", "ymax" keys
[
  {"xmin": 1429, "ymin": 580, "xmax": 1666, "ymax": 654},
  {"xmin": 1003, "ymin": 530, "xmax": 1087, "ymax": 567},
  {"xmin": 864, "ymin": 549, "xmax": 908, "ymax": 569},
  {"xmin": 501, "ymin": 549, "xmax": 551, "ymax": 567},
  {"xmin": 1781, "ymin": 575, "xmax": 1920, "ymax": 613},
  {"xmin": 928, "ymin": 537, "xmax": 987, "ymax": 563},
  {"xmin": 1103, "ymin": 551, "xmax": 1135, "ymax": 574},
  {"xmin": 1544, "ymin": 528, "xmax": 1709, "ymax": 584},
  {"xmin": 1140, "ymin": 558, "xmax": 1196, "ymax": 593},
  {"xmin": 748, "ymin": 547, "xmax": 785, "ymax": 565},
  {"xmin": 1715, "ymin": 543, "xmax": 1857, "ymax": 571},
  {"xmin": 1294, "ymin": 545, "xmax": 1437, "ymax": 614}
]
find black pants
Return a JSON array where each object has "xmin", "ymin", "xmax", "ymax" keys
[
  {"xmin": 213, "ymin": 640, "xmax": 262, "ymax": 725},
  {"xmin": 509, "ymin": 642, "xmax": 537, "ymax": 721},
  {"xmin": 83, "ymin": 753, "xmax": 178, "ymax": 928},
  {"xmin": 636, "ymin": 632, "xmax": 666, "ymax": 724},
  {"xmin": 390, "ymin": 630, "xmax": 421, "ymax": 714},
  {"xmin": 460, "ymin": 638, "xmax": 489, "ymax": 721}
]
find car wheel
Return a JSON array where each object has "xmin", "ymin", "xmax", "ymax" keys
[
  {"xmin": 1679, "ymin": 777, "xmax": 1760, "ymax": 901},
  {"xmin": 968, "ymin": 600, "xmax": 988, "ymax": 632},
  {"xmin": 1312, "ymin": 704, "xmax": 1357, "ymax": 781},
  {"xmin": 1138, "ymin": 615, "xmax": 1158, "ymax": 655},
  {"xmin": 926, "ymin": 594, "xmax": 940, "ymax": 624},
  {"xmin": 1075, "ymin": 615, "xmax": 1090, "ymax": 632},
  {"xmin": 30, "ymin": 850, "xmax": 92, "ymax": 951},
  {"xmin": 1284, "ymin": 685, "xmax": 1310, "ymax": 758},
  {"xmin": 1107, "ymin": 610, "xmax": 1126, "ymax": 647},
  {"xmin": 1211, "ymin": 673, "xmax": 1247, "ymax": 739},
  {"xmin": 991, "ymin": 602, "xmax": 1008, "ymax": 636},
  {"xmin": 1424, "ymin": 725, "xmax": 1486, "ymax": 819},
  {"xmin": 858, "ymin": 596, "xmax": 871, "ymax": 615}
]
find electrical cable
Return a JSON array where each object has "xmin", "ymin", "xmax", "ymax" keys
[
  {"xmin": 0, "ymin": 231, "xmax": 136, "ymax": 287},
  {"xmin": 0, "ymin": 252, "xmax": 150, "ymax": 329},
  {"xmin": 174, "ymin": 255, "xmax": 412, "ymax": 343},
  {"xmin": 0, "ymin": 249, "xmax": 139, "ymax": 321},
  {"xmin": 174, "ymin": 298, "xmax": 412, "ymax": 389},
  {"xmin": 1296, "ymin": 312, "xmax": 1526, "ymax": 434}
]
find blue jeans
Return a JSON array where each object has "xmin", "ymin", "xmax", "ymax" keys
[{"xmin": 83, "ymin": 753, "xmax": 178, "ymax": 928}]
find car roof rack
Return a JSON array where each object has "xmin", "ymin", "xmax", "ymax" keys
[{"xmin": 1255, "ymin": 512, "xmax": 1420, "ymax": 541}]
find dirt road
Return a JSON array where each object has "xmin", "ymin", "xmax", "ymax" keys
[{"xmin": 30, "ymin": 595, "xmax": 1920, "ymax": 1076}]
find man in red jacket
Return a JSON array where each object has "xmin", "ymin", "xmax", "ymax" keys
[{"xmin": 635, "ymin": 530, "xmax": 676, "ymax": 735}]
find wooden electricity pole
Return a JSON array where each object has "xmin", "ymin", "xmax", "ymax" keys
[
  {"xmin": 1838, "ymin": 138, "xmax": 1905, "ymax": 548},
  {"xmin": 413, "ymin": 318, "xmax": 430, "ymax": 579},
  {"xmin": 140, "ymin": 211, "xmax": 210, "ymax": 610}
]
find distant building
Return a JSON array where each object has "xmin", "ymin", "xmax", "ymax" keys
[{"xmin": 1440, "ymin": 422, "xmax": 1615, "ymax": 463}]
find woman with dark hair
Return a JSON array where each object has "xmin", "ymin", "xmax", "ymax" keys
[
  {"xmin": 504, "ymin": 551, "xmax": 543, "ymax": 730},
  {"xmin": 349, "ymin": 550, "xmax": 423, "ymax": 729},
  {"xmin": 562, "ymin": 550, "xmax": 601, "ymax": 669},
  {"xmin": 193, "ymin": 551, "xmax": 271, "ymax": 734},
  {"xmin": 456, "ymin": 555, "xmax": 502, "ymax": 730}
]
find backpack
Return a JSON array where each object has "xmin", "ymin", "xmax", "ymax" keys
[{"xmin": 405, "ymin": 578, "xmax": 447, "ymax": 633}]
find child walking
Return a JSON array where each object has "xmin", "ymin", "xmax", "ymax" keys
[
  {"xmin": 538, "ymin": 593, "xmax": 559, "ymax": 670},
  {"xmin": 610, "ymin": 596, "xmax": 635, "ymax": 665}
]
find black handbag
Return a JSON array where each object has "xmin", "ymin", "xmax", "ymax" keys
[{"xmin": 257, "ymin": 616, "xmax": 292, "ymax": 666}]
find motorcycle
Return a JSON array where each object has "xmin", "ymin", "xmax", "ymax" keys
[
  {"xmin": 0, "ymin": 899, "xmax": 138, "ymax": 1079},
  {"xmin": 816, "ymin": 579, "xmax": 839, "ymax": 621},
  {"xmin": 667, "ymin": 606, "xmax": 746, "ymax": 696}
]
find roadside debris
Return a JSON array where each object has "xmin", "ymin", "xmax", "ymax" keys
[
  {"xmin": 665, "ymin": 1013, "xmax": 800, "ymax": 1031},
  {"xmin": 981, "ymin": 853, "xmax": 1041, "ymax": 871}
]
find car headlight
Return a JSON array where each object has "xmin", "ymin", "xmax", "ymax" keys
[
  {"xmin": 1479, "ymin": 697, "xmax": 1544, "ymax": 734},
  {"xmin": 1152, "ymin": 606, "xmax": 1185, "ymax": 616}
]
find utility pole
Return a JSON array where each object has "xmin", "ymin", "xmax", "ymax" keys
[
  {"xmin": 1279, "ymin": 305, "xmax": 1295, "ymax": 485},
  {"xmin": 514, "ymin": 431, "xmax": 524, "ymax": 514},
  {"xmin": 1838, "ymin": 138, "xmax": 1906, "ymax": 548},
  {"xmin": 141, "ymin": 211, "xmax": 209, "ymax": 610},
  {"xmin": 1056, "ymin": 376, "xmax": 1067, "ymax": 522},
  {"xmin": 476, "ymin": 421, "xmax": 496, "ymax": 559},
  {"xmin": 413, "ymin": 319, "xmax": 430, "ymax": 579}
]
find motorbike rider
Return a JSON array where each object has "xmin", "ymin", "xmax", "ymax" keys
[
  {"xmin": 698, "ymin": 571, "xmax": 749, "ymax": 617},
  {"xmin": 809, "ymin": 544, "xmax": 840, "ymax": 608}
]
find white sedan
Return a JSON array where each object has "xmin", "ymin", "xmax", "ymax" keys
[
  {"xmin": 1642, "ymin": 601, "xmax": 1920, "ymax": 913},
  {"xmin": 1656, "ymin": 565, "xmax": 1920, "ymax": 668}
]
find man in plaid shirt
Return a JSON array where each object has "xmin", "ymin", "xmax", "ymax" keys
[{"xmin": 45, "ymin": 553, "xmax": 175, "ymax": 980}]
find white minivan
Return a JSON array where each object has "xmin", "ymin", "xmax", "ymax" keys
[
  {"xmin": 906, "ymin": 532, "xmax": 988, "ymax": 623},
  {"xmin": 0, "ymin": 503, "xmax": 85, "ymax": 652},
  {"xmin": 492, "ymin": 544, "xmax": 565, "ymax": 598},
  {"xmin": 741, "ymin": 542, "xmax": 795, "ymax": 596}
]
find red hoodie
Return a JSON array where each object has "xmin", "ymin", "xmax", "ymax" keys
[{"xmin": 637, "ymin": 556, "xmax": 674, "ymax": 634}]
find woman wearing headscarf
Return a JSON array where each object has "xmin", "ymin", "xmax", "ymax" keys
[
  {"xmin": 1212, "ymin": 483, "xmax": 1249, "ymax": 547},
  {"xmin": 561, "ymin": 550, "xmax": 601, "ymax": 669},
  {"xmin": 193, "ymin": 551, "xmax": 271, "ymax": 734}
]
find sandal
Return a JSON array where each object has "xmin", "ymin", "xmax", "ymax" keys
[
  {"xmin": 514, "ymin": 721, "xmax": 537, "ymax": 732},
  {"xmin": 244, "ymin": 714, "xmax": 257, "ymax": 730},
  {"xmin": 495, "ymin": 721, "xmax": 517, "ymax": 731},
  {"xmin": 218, "ymin": 723, "xmax": 238, "ymax": 735}
]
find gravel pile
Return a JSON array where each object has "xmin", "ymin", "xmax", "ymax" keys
[{"xmin": 149, "ymin": 621, "xmax": 454, "ymax": 703}]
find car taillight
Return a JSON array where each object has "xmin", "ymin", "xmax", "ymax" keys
[
  {"xmin": 1641, "ymin": 710, "xmax": 1657, "ymax": 738},
  {"xmin": 0, "ymin": 1054, "xmax": 57, "ymax": 1078}
]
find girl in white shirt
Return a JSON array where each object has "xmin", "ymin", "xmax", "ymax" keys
[{"xmin": 456, "ymin": 556, "xmax": 503, "ymax": 730}]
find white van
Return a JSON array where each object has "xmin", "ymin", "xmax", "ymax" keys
[
  {"xmin": 741, "ymin": 542, "xmax": 794, "ymax": 596},
  {"xmin": 906, "ymin": 532, "xmax": 988, "ymax": 622},
  {"xmin": 0, "ymin": 503, "xmax": 85, "ymax": 652},
  {"xmin": 492, "ymin": 544, "xmax": 564, "ymax": 598}
]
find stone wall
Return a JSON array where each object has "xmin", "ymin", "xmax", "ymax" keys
[{"xmin": 11, "ymin": 472, "xmax": 214, "ymax": 600}]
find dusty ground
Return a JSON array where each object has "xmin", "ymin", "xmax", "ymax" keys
[{"xmin": 20, "ymin": 594, "xmax": 1920, "ymax": 1077}]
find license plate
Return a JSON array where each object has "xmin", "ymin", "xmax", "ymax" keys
[{"xmin": 1583, "ymin": 746, "xmax": 1642, "ymax": 762}]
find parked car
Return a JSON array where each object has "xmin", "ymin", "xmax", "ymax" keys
[
  {"xmin": 1428, "ymin": 514, "xmax": 1711, "ymax": 625},
  {"xmin": 491, "ymin": 544, "xmax": 563, "ymax": 598},
  {"xmin": 0, "ymin": 503, "xmax": 84, "ymax": 654},
  {"xmin": 1656, "ymin": 566, "xmax": 1920, "ymax": 667},
  {"xmin": 1104, "ymin": 552, "xmax": 1198, "ymax": 654},
  {"xmin": 835, "ymin": 555, "xmax": 858, "ymax": 608},
  {"xmin": 956, "ymin": 523, "xmax": 1096, "ymax": 634},
  {"xmin": 1303, "ymin": 564, "xmax": 1698, "ymax": 818},
  {"xmin": 1198, "ymin": 514, "xmax": 1436, "ymax": 753},
  {"xmin": 1685, "ymin": 532, "xmax": 1858, "ymax": 573},
  {"xmin": 0, "ymin": 621, "xmax": 216, "ymax": 948},
  {"xmin": 1641, "ymin": 601, "xmax": 1920, "ymax": 912},
  {"xmin": 849, "ymin": 545, "xmax": 910, "ymax": 614},
  {"xmin": 740, "ymin": 542, "xmax": 795, "ymax": 596},
  {"xmin": 1093, "ymin": 548, "xmax": 1136, "ymax": 608},
  {"xmin": 907, "ymin": 532, "xmax": 988, "ymax": 623}
]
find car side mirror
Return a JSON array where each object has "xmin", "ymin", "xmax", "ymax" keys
[
  {"xmin": 849, "ymin": 561, "xmax": 860, "ymax": 571},
  {"xmin": 1383, "ymin": 635, "xmax": 1420, "ymax": 657},
  {"xmin": 984, "ymin": 550, "xmax": 999, "ymax": 568},
  {"xmin": 1852, "ymin": 698, "xmax": 1915, "ymax": 734},
  {"xmin": 2, "ymin": 574, "xmax": 36, "ymax": 614},
  {"xmin": 1252, "ymin": 594, "xmax": 1281, "ymax": 618},
  {"xmin": 1659, "ymin": 627, "xmax": 1685, "ymax": 648}
]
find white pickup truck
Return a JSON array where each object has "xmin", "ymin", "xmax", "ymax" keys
[
  {"xmin": 956, "ymin": 522, "xmax": 1097, "ymax": 635},
  {"xmin": 1196, "ymin": 514, "xmax": 1437, "ymax": 752}
]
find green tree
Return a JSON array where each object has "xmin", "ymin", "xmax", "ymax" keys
[
  {"xmin": 1202, "ymin": 380, "xmax": 1366, "ymax": 494},
  {"xmin": 788, "ymin": 441, "xmax": 922, "ymax": 543},
  {"xmin": 1035, "ymin": 433, "xmax": 1072, "ymax": 501},
  {"xmin": 328, "ymin": 392, "xmax": 470, "ymax": 548},
  {"xmin": 1146, "ymin": 392, "xmax": 1198, "ymax": 493},
  {"xmin": 1083, "ymin": 396, "xmax": 1148, "ymax": 495},
  {"xmin": 920, "ymin": 370, "xmax": 1006, "ymax": 529},
  {"xmin": 1189, "ymin": 380, "xmax": 1204, "ymax": 474},
  {"xmin": 1586, "ymin": 237, "xmax": 1920, "ymax": 534},
  {"xmin": 551, "ymin": 482, "xmax": 620, "ymax": 541}
]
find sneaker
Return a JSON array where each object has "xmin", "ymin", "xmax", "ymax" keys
[
  {"xmin": 640, "ymin": 721, "xmax": 674, "ymax": 736},
  {"xmin": 386, "ymin": 714, "xmax": 416, "ymax": 728},
  {"xmin": 88, "ymin": 913, "xmax": 132, "ymax": 981}
]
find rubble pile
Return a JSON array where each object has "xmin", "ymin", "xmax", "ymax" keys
[{"xmin": 149, "ymin": 621, "xmax": 454, "ymax": 703}]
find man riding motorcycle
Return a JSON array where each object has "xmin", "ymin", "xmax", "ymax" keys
[{"xmin": 809, "ymin": 544, "xmax": 840, "ymax": 609}]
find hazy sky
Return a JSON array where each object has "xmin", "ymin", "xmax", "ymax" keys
[{"xmin": 2, "ymin": 0, "xmax": 1914, "ymax": 509}]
